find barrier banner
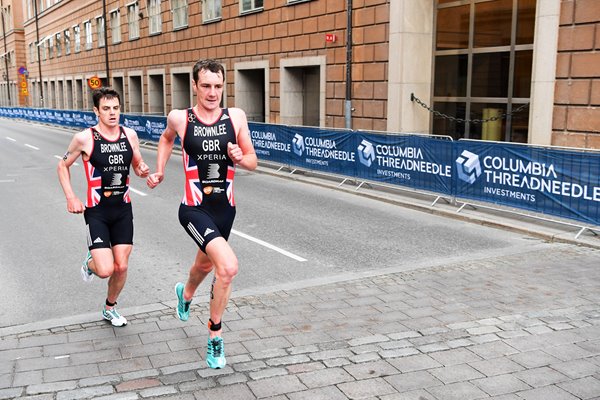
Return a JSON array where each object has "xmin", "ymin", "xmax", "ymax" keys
[
  {"xmin": 121, "ymin": 114, "xmax": 166, "ymax": 142},
  {"xmin": 249, "ymin": 123, "xmax": 357, "ymax": 175},
  {"xmin": 355, "ymin": 132, "xmax": 453, "ymax": 195},
  {"xmin": 454, "ymin": 141, "xmax": 600, "ymax": 225},
  {"xmin": 249, "ymin": 122, "xmax": 293, "ymax": 164}
]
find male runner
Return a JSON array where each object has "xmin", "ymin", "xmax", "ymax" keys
[
  {"xmin": 147, "ymin": 59, "xmax": 257, "ymax": 368},
  {"xmin": 57, "ymin": 87, "xmax": 149, "ymax": 327}
]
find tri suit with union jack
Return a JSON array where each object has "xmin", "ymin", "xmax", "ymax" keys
[
  {"xmin": 83, "ymin": 126, "xmax": 134, "ymax": 250},
  {"xmin": 178, "ymin": 108, "xmax": 237, "ymax": 253}
]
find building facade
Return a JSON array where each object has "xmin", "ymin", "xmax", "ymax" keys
[{"xmin": 0, "ymin": 0, "xmax": 598, "ymax": 148}]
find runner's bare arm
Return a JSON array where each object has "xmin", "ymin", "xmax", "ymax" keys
[
  {"xmin": 228, "ymin": 108, "xmax": 257, "ymax": 171},
  {"xmin": 57, "ymin": 131, "xmax": 88, "ymax": 213},
  {"xmin": 147, "ymin": 110, "xmax": 183, "ymax": 188},
  {"xmin": 126, "ymin": 128, "xmax": 150, "ymax": 178}
]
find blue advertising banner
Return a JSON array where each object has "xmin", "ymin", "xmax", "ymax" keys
[
  {"xmin": 121, "ymin": 114, "xmax": 167, "ymax": 142},
  {"xmin": 355, "ymin": 132, "xmax": 454, "ymax": 195},
  {"xmin": 249, "ymin": 123, "xmax": 357, "ymax": 176},
  {"xmin": 454, "ymin": 141, "xmax": 600, "ymax": 225}
]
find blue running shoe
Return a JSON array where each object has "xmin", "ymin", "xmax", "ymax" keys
[
  {"xmin": 206, "ymin": 337, "xmax": 226, "ymax": 369},
  {"xmin": 175, "ymin": 282, "xmax": 191, "ymax": 321},
  {"xmin": 102, "ymin": 306, "xmax": 127, "ymax": 327},
  {"xmin": 81, "ymin": 251, "xmax": 94, "ymax": 282}
]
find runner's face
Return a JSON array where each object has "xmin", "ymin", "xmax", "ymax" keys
[
  {"xmin": 94, "ymin": 97, "xmax": 120, "ymax": 129},
  {"xmin": 194, "ymin": 69, "xmax": 224, "ymax": 112}
]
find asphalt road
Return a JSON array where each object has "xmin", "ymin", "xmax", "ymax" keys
[{"xmin": 0, "ymin": 119, "xmax": 546, "ymax": 328}]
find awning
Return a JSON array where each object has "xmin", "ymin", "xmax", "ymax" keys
[{"xmin": 36, "ymin": 36, "xmax": 51, "ymax": 46}]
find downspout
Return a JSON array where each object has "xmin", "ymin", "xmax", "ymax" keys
[
  {"xmin": 344, "ymin": 0, "xmax": 352, "ymax": 129},
  {"xmin": 33, "ymin": 0, "xmax": 43, "ymax": 107},
  {"xmin": 102, "ymin": 0, "xmax": 110, "ymax": 84}
]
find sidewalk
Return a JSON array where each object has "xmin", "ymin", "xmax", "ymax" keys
[{"xmin": 1, "ymin": 242, "xmax": 600, "ymax": 399}]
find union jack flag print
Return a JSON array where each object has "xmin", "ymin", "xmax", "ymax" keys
[
  {"xmin": 182, "ymin": 149, "xmax": 203, "ymax": 206},
  {"xmin": 226, "ymin": 165, "xmax": 235, "ymax": 207},
  {"xmin": 84, "ymin": 159, "xmax": 102, "ymax": 207}
]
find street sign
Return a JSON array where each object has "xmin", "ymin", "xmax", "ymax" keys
[
  {"xmin": 325, "ymin": 33, "xmax": 337, "ymax": 43},
  {"xmin": 18, "ymin": 66, "xmax": 28, "ymax": 75},
  {"xmin": 88, "ymin": 76, "xmax": 102, "ymax": 90}
]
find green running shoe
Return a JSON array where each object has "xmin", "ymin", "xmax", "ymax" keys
[
  {"xmin": 102, "ymin": 306, "xmax": 127, "ymax": 327},
  {"xmin": 206, "ymin": 336, "xmax": 226, "ymax": 369},
  {"xmin": 175, "ymin": 282, "xmax": 191, "ymax": 321},
  {"xmin": 81, "ymin": 251, "xmax": 94, "ymax": 282}
]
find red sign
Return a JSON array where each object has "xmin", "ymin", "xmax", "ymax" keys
[
  {"xmin": 88, "ymin": 76, "xmax": 102, "ymax": 90},
  {"xmin": 325, "ymin": 33, "xmax": 337, "ymax": 43}
]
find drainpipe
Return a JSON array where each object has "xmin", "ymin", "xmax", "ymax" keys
[
  {"xmin": 0, "ymin": 0, "xmax": 11, "ymax": 106},
  {"xmin": 33, "ymin": 0, "xmax": 43, "ymax": 107},
  {"xmin": 344, "ymin": 0, "xmax": 353, "ymax": 129},
  {"xmin": 102, "ymin": 0, "xmax": 110, "ymax": 84}
]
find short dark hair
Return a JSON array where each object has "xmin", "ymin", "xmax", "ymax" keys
[
  {"xmin": 92, "ymin": 87, "xmax": 121, "ymax": 109},
  {"xmin": 192, "ymin": 59, "xmax": 225, "ymax": 82}
]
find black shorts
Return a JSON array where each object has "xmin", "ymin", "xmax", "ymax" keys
[
  {"xmin": 179, "ymin": 204, "xmax": 235, "ymax": 253},
  {"xmin": 84, "ymin": 202, "xmax": 134, "ymax": 250}
]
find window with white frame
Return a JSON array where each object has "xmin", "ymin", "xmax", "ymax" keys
[
  {"xmin": 84, "ymin": 20, "xmax": 93, "ymax": 50},
  {"xmin": 39, "ymin": 38, "xmax": 46, "ymax": 60},
  {"xmin": 96, "ymin": 16, "xmax": 105, "ymax": 47},
  {"xmin": 203, "ymin": 0, "xmax": 221, "ymax": 22},
  {"xmin": 55, "ymin": 32, "xmax": 61, "ymax": 57},
  {"xmin": 127, "ymin": 2, "xmax": 140, "ymax": 40},
  {"xmin": 64, "ymin": 29, "xmax": 71, "ymax": 55},
  {"xmin": 3, "ymin": 5, "xmax": 12, "ymax": 31},
  {"xmin": 74, "ymin": 24, "xmax": 81, "ymax": 52},
  {"xmin": 29, "ymin": 42, "xmax": 36, "ymax": 63},
  {"xmin": 48, "ymin": 36, "xmax": 54, "ymax": 58},
  {"xmin": 110, "ymin": 9, "xmax": 121, "ymax": 43},
  {"xmin": 240, "ymin": 0, "xmax": 263, "ymax": 14},
  {"xmin": 148, "ymin": 0, "xmax": 162, "ymax": 34},
  {"xmin": 171, "ymin": 0, "xmax": 188, "ymax": 30}
]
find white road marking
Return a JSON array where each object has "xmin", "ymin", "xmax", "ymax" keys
[
  {"xmin": 54, "ymin": 355, "xmax": 70, "ymax": 359},
  {"xmin": 6, "ymin": 137, "xmax": 16, "ymax": 142},
  {"xmin": 0, "ymin": 179, "xmax": 15, "ymax": 183},
  {"xmin": 129, "ymin": 186, "xmax": 147, "ymax": 196},
  {"xmin": 231, "ymin": 229, "xmax": 307, "ymax": 262},
  {"xmin": 25, "ymin": 144, "xmax": 40, "ymax": 150}
]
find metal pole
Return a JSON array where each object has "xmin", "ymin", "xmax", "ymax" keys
[
  {"xmin": 102, "ymin": 0, "xmax": 110, "ymax": 84},
  {"xmin": 33, "ymin": 0, "xmax": 44, "ymax": 107},
  {"xmin": 0, "ymin": 0, "xmax": 11, "ymax": 106},
  {"xmin": 344, "ymin": 0, "xmax": 353, "ymax": 130}
]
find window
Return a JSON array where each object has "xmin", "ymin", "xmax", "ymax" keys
[
  {"xmin": 96, "ymin": 16, "xmax": 105, "ymax": 47},
  {"xmin": 55, "ymin": 32, "xmax": 61, "ymax": 57},
  {"xmin": 433, "ymin": 0, "xmax": 535, "ymax": 143},
  {"xmin": 48, "ymin": 36, "xmax": 54, "ymax": 58},
  {"xmin": 64, "ymin": 29, "xmax": 71, "ymax": 55},
  {"xmin": 127, "ymin": 2, "xmax": 140, "ymax": 40},
  {"xmin": 2, "ymin": 5, "xmax": 12, "ymax": 31},
  {"xmin": 84, "ymin": 20, "xmax": 92, "ymax": 50},
  {"xmin": 29, "ymin": 42, "xmax": 36, "ymax": 63},
  {"xmin": 39, "ymin": 38, "xmax": 46, "ymax": 60},
  {"xmin": 240, "ymin": 0, "xmax": 263, "ymax": 14},
  {"xmin": 148, "ymin": 0, "xmax": 162, "ymax": 34},
  {"xmin": 74, "ymin": 24, "xmax": 81, "ymax": 52},
  {"xmin": 203, "ymin": 0, "xmax": 221, "ymax": 22},
  {"xmin": 110, "ymin": 9, "xmax": 121, "ymax": 43},
  {"xmin": 171, "ymin": 0, "xmax": 188, "ymax": 30}
]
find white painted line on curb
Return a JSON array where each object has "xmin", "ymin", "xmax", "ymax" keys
[{"xmin": 231, "ymin": 229, "xmax": 307, "ymax": 262}]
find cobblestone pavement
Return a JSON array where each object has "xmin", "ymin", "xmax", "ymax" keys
[{"xmin": 1, "ymin": 242, "xmax": 600, "ymax": 400}]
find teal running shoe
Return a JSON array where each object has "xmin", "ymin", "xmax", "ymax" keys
[
  {"xmin": 175, "ymin": 282, "xmax": 191, "ymax": 321},
  {"xmin": 81, "ymin": 251, "xmax": 94, "ymax": 282},
  {"xmin": 102, "ymin": 306, "xmax": 127, "ymax": 327},
  {"xmin": 206, "ymin": 337, "xmax": 226, "ymax": 369}
]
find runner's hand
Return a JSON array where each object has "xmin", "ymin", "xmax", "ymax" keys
[
  {"xmin": 66, "ymin": 197, "xmax": 85, "ymax": 214},
  {"xmin": 227, "ymin": 142, "xmax": 243, "ymax": 164},
  {"xmin": 136, "ymin": 161, "xmax": 150, "ymax": 178},
  {"xmin": 147, "ymin": 172, "xmax": 164, "ymax": 189}
]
